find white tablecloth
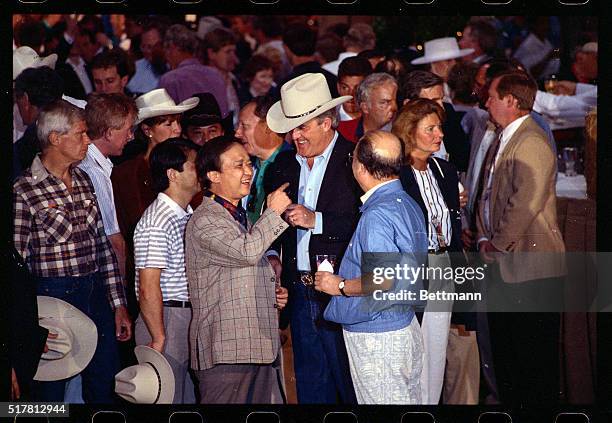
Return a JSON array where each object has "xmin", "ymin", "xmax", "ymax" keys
[{"xmin": 556, "ymin": 173, "xmax": 587, "ymax": 199}]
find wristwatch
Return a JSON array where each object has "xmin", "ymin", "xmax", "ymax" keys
[{"xmin": 338, "ymin": 278, "xmax": 348, "ymax": 297}]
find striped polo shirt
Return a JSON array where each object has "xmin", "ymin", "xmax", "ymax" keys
[{"xmin": 134, "ymin": 192, "xmax": 193, "ymax": 301}]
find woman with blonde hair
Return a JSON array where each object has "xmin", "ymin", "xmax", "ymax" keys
[{"xmin": 392, "ymin": 98, "xmax": 477, "ymax": 404}]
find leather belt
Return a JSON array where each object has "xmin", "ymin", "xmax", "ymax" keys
[
  {"xmin": 428, "ymin": 247, "xmax": 448, "ymax": 255},
  {"xmin": 162, "ymin": 300, "xmax": 192, "ymax": 308}
]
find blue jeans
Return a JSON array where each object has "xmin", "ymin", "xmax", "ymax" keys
[
  {"xmin": 33, "ymin": 273, "xmax": 120, "ymax": 404},
  {"xmin": 289, "ymin": 281, "xmax": 357, "ymax": 404}
]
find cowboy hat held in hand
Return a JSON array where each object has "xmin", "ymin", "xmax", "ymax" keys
[
  {"xmin": 266, "ymin": 73, "xmax": 352, "ymax": 133},
  {"xmin": 411, "ymin": 37, "xmax": 475, "ymax": 65},
  {"xmin": 135, "ymin": 88, "xmax": 200, "ymax": 124},
  {"xmin": 115, "ymin": 345, "xmax": 175, "ymax": 404},
  {"xmin": 34, "ymin": 296, "xmax": 98, "ymax": 382}
]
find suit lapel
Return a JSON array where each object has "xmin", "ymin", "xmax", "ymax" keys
[{"xmin": 316, "ymin": 138, "xmax": 351, "ymax": 211}]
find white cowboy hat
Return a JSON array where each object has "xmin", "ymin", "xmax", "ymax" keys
[
  {"xmin": 13, "ymin": 46, "xmax": 58, "ymax": 80},
  {"xmin": 34, "ymin": 296, "xmax": 98, "ymax": 382},
  {"xmin": 411, "ymin": 37, "xmax": 475, "ymax": 65},
  {"xmin": 266, "ymin": 73, "xmax": 352, "ymax": 133},
  {"xmin": 135, "ymin": 88, "xmax": 199, "ymax": 125},
  {"xmin": 581, "ymin": 42, "xmax": 598, "ymax": 54},
  {"xmin": 115, "ymin": 345, "xmax": 175, "ymax": 404}
]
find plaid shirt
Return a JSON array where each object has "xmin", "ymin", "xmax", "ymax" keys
[{"xmin": 13, "ymin": 155, "xmax": 127, "ymax": 310}]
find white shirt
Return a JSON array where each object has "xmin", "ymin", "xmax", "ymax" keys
[
  {"xmin": 360, "ymin": 179, "xmax": 396, "ymax": 204},
  {"xmin": 295, "ymin": 132, "xmax": 337, "ymax": 271},
  {"xmin": 337, "ymin": 104, "xmax": 354, "ymax": 121},
  {"xmin": 412, "ymin": 163, "xmax": 452, "ymax": 250},
  {"xmin": 78, "ymin": 144, "xmax": 119, "ymax": 236},
  {"xmin": 66, "ymin": 56, "xmax": 93, "ymax": 95}
]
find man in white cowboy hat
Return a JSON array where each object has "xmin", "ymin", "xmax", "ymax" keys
[
  {"xmin": 13, "ymin": 66, "xmax": 65, "ymax": 180},
  {"xmin": 115, "ymin": 345, "xmax": 175, "ymax": 404},
  {"xmin": 133, "ymin": 139, "xmax": 200, "ymax": 404},
  {"xmin": 264, "ymin": 72, "xmax": 361, "ymax": 404},
  {"xmin": 13, "ymin": 46, "xmax": 59, "ymax": 144},
  {"xmin": 412, "ymin": 37, "xmax": 475, "ymax": 104},
  {"xmin": 13, "ymin": 100, "xmax": 132, "ymax": 403}
]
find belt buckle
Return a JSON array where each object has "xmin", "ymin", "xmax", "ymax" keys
[{"xmin": 300, "ymin": 272, "xmax": 314, "ymax": 287}]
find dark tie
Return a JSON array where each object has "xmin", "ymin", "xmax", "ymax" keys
[
  {"xmin": 236, "ymin": 204, "xmax": 248, "ymax": 229},
  {"xmin": 475, "ymin": 130, "xmax": 503, "ymax": 206}
]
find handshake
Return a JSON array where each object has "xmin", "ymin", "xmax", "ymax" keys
[{"xmin": 266, "ymin": 183, "xmax": 316, "ymax": 229}]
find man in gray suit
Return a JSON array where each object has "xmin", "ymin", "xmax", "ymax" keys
[{"xmin": 185, "ymin": 135, "xmax": 292, "ymax": 404}]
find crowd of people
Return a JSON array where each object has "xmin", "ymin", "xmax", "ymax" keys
[{"xmin": 9, "ymin": 14, "xmax": 598, "ymax": 406}]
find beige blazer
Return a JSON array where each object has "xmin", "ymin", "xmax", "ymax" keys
[
  {"xmin": 185, "ymin": 196, "xmax": 289, "ymax": 371},
  {"xmin": 476, "ymin": 116, "xmax": 566, "ymax": 283}
]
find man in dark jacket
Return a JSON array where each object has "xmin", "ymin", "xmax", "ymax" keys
[{"xmin": 265, "ymin": 73, "xmax": 360, "ymax": 404}]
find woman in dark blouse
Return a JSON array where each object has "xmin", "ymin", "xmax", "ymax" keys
[{"xmin": 392, "ymin": 98, "xmax": 474, "ymax": 405}]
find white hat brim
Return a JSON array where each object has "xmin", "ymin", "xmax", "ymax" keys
[
  {"xmin": 41, "ymin": 53, "xmax": 58, "ymax": 70},
  {"xmin": 266, "ymin": 95, "xmax": 352, "ymax": 134},
  {"xmin": 136, "ymin": 97, "xmax": 200, "ymax": 125},
  {"xmin": 34, "ymin": 296, "xmax": 98, "ymax": 382},
  {"xmin": 134, "ymin": 345, "xmax": 175, "ymax": 404},
  {"xmin": 411, "ymin": 48, "xmax": 475, "ymax": 65}
]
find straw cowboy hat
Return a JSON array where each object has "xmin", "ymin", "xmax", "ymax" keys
[
  {"xmin": 115, "ymin": 345, "xmax": 175, "ymax": 404},
  {"xmin": 411, "ymin": 37, "xmax": 475, "ymax": 65},
  {"xmin": 135, "ymin": 88, "xmax": 199, "ymax": 125},
  {"xmin": 34, "ymin": 296, "xmax": 98, "ymax": 382},
  {"xmin": 266, "ymin": 73, "xmax": 352, "ymax": 133},
  {"xmin": 13, "ymin": 46, "xmax": 58, "ymax": 80}
]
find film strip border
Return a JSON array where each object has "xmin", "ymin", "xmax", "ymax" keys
[
  {"xmin": 10, "ymin": 0, "xmax": 602, "ymax": 14},
  {"xmin": 31, "ymin": 404, "xmax": 612, "ymax": 422}
]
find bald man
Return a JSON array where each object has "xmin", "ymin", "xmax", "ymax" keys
[{"xmin": 314, "ymin": 131, "xmax": 428, "ymax": 404}]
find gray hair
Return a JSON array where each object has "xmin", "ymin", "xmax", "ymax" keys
[
  {"xmin": 344, "ymin": 23, "xmax": 376, "ymax": 51},
  {"xmin": 37, "ymin": 100, "xmax": 85, "ymax": 150},
  {"xmin": 164, "ymin": 24, "xmax": 199, "ymax": 54},
  {"xmin": 356, "ymin": 72, "xmax": 398, "ymax": 107},
  {"xmin": 315, "ymin": 107, "xmax": 339, "ymax": 130}
]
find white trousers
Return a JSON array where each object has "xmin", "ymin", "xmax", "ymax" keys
[
  {"xmin": 419, "ymin": 252, "xmax": 454, "ymax": 404},
  {"xmin": 343, "ymin": 319, "xmax": 423, "ymax": 404}
]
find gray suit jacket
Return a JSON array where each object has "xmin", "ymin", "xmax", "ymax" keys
[{"xmin": 185, "ymin": 196, "xmax": 289, "ymax": 370}]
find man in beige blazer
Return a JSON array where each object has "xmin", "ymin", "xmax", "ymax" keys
[
  {"xmin": 476, "ymin": 71, "xmax": 566, "ymax": 406},
  {"xmin": 185, "ymin": 136, "xmax": 292, "ymax": 404}
]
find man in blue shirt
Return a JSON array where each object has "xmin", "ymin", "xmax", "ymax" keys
[{"xmin": 315, "ymin": 130, "xmax": 429, "ymax": 404}]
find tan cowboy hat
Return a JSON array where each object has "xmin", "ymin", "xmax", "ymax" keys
[
  {"xmin": 266, "ymin": 73, "xmax": 352, "ymax": 133},
  {"xmin": 115, "ymin": 345, "xmax": 175, "ymax": 404},
  {"xmin": 13, "ymin": 46, "xmax": 58, "ymax": 80},
  {"xmin": 135, "ymin": 88, "xmax": 199, "ymax": 125},
  {"xmin": 34, "ymin": 296, "xmax": 98, "ymax": 382},
  {"xmin": 411, "ymin": 37, "xmax": 475, "ymax": 65}
]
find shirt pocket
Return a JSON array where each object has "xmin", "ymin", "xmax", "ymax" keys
[
  {"xmin": 74, "ymin": 195, "xmax": 99, "ymax": 237},
  {"xmin": 35, "ymin": 206, "xmax": 73, "ymax": 244}
]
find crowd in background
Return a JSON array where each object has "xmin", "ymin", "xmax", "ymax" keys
[{"xmin": 10, "ymin": 14, "xmax": 600, "ymax": 407}]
